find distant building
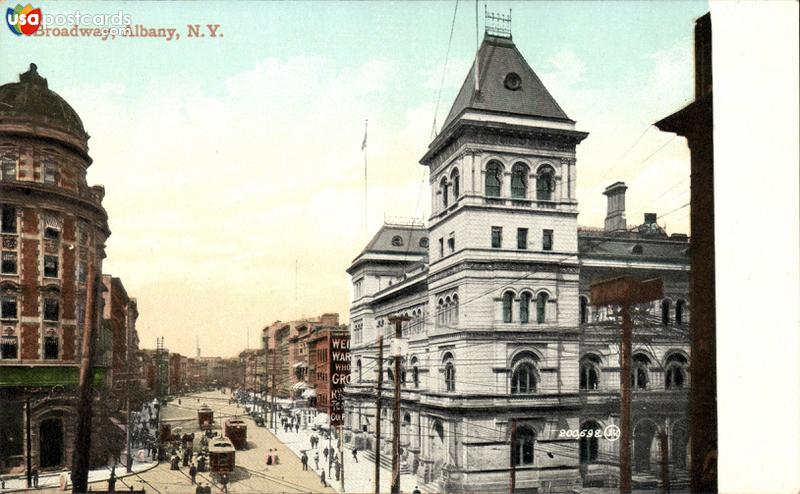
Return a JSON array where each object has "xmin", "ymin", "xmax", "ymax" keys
[
  {"xmin": 0, "ymin": 64, "xmax": 113, "ymax": 474},
  {"xmin": 307, "ymin": 324, "xmax": 350, "ymax": 415},
  {"xmin": 343, "ymin": 29, "xmax": 690, "ymax": 493}
]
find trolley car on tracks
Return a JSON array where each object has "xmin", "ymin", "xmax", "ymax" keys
[
  {"xmin": 208, "ymin": 438, "xmax": 236, "ymax": 474},
  {"xmin": 224, "ymin": 419, "xmax": 247, "ymax": 450}
]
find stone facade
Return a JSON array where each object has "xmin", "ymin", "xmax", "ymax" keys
[{"xmin": 343, "ymin": 33, "xmax": 690, "ymax": 493}]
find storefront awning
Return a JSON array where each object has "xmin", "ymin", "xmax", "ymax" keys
[
  {"xmin": 292, "ymin": 362, "xmax": 307, "ymax": 368},
  {"xmin": 302, "ymin": 389, "xmax": 316, "ymax": 399},
  {"xmin": 291, "ymin": 381, "xmax": 307, "ymax": 390}
]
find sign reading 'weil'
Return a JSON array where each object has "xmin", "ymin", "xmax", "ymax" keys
[{"xmin": 329, "ymin": 335, "xmax": 351, "ymax": 426}]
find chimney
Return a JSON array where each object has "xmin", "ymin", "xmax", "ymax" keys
[{"xmin": 603, "ymin": 181, "xmax": 628, "ymax": 232}]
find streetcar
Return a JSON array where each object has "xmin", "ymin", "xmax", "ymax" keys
[
  {"xmin": 198, "ymin": 404, "xmax": 214, "ymax": 430},
  {"xmin": 224, "ymin": 419, "xmax": 247, "ymax": 450},
  {"xmin": 208, "ymin": 438, "xmax": 236, "ymax": 474}
]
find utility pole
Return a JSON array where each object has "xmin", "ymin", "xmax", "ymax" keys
[
  {"xmin": 339, "ymin": 424, "xmax": 345, "ymax": 491},
  {"xmin": 72, "ymin": 263, "xmax": 98, "ymax": 493},
  {"xmin": 263, "ymin": 334, "xmax": 269, "ymax": 425},
  {"xmin": 26, "ymin": 394, "xmax": 31, "ymax": 488},
  {"xmin": 374, "ymin": 335, "xmax": 383, "ymax": 494},
  {"xmin": 271, "ymin": 345, "xmax": 277, "ymax": 432},
  {"xmin": 591, "ymin": 276, "xmax": 663, "ymax": 494},
  {"xmin": 510, "ymin": 418, "xmax": 517, "ymax": 494},
  {"xmin": 388, "ymin": 315, "xmax": 410, "ymax": 494}
]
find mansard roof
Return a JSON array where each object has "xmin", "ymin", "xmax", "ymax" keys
[
  {"xmin": 348, "ymin": 223, "xmax": 429, "ymax": 273},
  {"xmin": 441, "ymin": 34, "xmax": 572, "ymax": 132}
]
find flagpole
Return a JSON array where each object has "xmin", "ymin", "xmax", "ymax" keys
[{"xmin": 363, "ymin": 119, "xmax": 368, "ymax": 242}]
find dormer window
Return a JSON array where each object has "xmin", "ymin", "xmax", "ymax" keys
[
  {"xmin": 503, "ymin": 72, "xmax": 522, "ymax": 91},
  {"xmin": 419, "ymin": 237, "xmax": 429, "ymax": 248},
  {"xmin": 391, "ymin": 236, "xmax": 403, "ymax": 247},
  {"xmin": 631, "ymin": 244, "xmax": 643, "ymax": 255}
]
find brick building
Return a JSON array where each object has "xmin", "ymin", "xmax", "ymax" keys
[
  {"xmin": 307, "ymin": 325, "xmax": 350, "ymax": 415},
  {"xmin": 0, "ymin": 63, "xmax": 114, "ymax": 475},
  {"xmin": 239, "ymin": 348, "xmax": 265, "ymax": 393},
  {"xmin": 343, "ymin": 30, "xmax": 691, "ymax": 493},
  {"xmin": 101, "ymin": 275, "xmax": 143, "ymax": 412}
]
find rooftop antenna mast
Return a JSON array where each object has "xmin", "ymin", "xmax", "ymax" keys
[{"xmin": 474, "ymin": 1, "xmax": 480, "ymax": 92}]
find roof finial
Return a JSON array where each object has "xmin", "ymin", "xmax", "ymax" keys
[
  {"xmin": 485, "ymin": 8, "xmax": 512, "ymax": 39},
  {"xmin": 20, "ymin": 62, "xmax": 47, "ymax": 88}
]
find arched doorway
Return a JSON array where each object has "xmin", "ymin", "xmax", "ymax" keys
[
  {"xmin": 633, "ymin": 420, "xmax": 657, "ymax": 473},
  {"xmin": 39, "ymin": 418, "xmax": 64, "ymax": 468},
  {"xmin": 671, "ymin": 420, "xmax": 689, "ymax": 470},
  {"xmin": 430, "ymin": 420, "xmax": 446, "ymax": 478}
]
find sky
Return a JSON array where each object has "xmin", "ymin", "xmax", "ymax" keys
[{"xmin": 0, "ymin": 0, "xmax": 708, "ymax": 357}]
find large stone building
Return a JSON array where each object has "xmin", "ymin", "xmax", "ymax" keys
[
  {"xmin": 343, "ymin": 31, "xmax": 690, "ymax": 493},
  {"xmin": 0, "ymin": 64, "xmax": 114, "ymax": 474}
]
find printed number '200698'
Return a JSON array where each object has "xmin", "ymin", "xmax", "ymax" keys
[{"xmin": 559, "ymin": 428, "xmax": 602, "ymax": 438}]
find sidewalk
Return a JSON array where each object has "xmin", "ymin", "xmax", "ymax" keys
[
  {"xmin": 269, "ymin": 423, "xmax": 420, "ymax": 494},
  {"xmin": 0, "ymin": 458, "xmax": 158, "ymax": 493}
]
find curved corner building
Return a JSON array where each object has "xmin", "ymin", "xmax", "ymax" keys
[{"xmin": 0, "ymin": 64, "xmax": 111, "ymax": 474}]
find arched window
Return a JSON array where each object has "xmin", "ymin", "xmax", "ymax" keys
[
  {"xmin": 485, "ymin": 162, "xmax": 503, "ymax": 197},
  {"xmin": 579, "ymin": 296, "xmax": 590, "ymax": 324},
  {"xmin": 440, "ymin": 177, "xmax": 449, "ymax": 208},
  {"xmin": 411, "ymin": 357, "xmax": 419, "ymax": 388},
  {"xmin": 437, "ymin": 299, "xmax": 445, "ymax": 327},
  {"xmin": 580, "ymin": 421, "xmax": 601, "ymax": 464},
  {"xmin": 452, "ymin": 294, "xmax": 459, "ymax": 325},
  {"xmin": 444, "ymin": 296, "xmax": 452, "ymax": 326},
  {"xmin": 513, "ymin": 426, "xmax": 536, "ymax": 466},
  {"xmin": 451, "ymin": 169, "xmax": 460, "ymax": 198},
  {"xmin": 536, "ymin": 165, "xmax": 555, "ymax": 201},
  {"xmin": 536, "ymin": 292, "xmax": 548, "ymax": 324},
  {"xmin": 675, "ymin": 299, "xmax": 686, "ymax": 325},
  {"xmin": 502, "ymin": 291, "xmax": 514, "ymax": 323},
  {"xmin": 519, "ymin": 292, "xmax": 531, "ymax": 324},
  {"xmin": 357, "ymin": 359, "xmax": 363, "ymax": 382},
  {"xmin": 632, "ymin": 354, "xmax": 650, "ymax": 390},
  {"xmin": 661, "ymin": 299, "xmax": 671, "ymax": 325},
  {"xmin": 511, "ymin": 163, "xmax": 528, "ymax": 199},
  {"xmin": 443, "ymin": 353, "xmax": 455, "ymax": 392},
  {"xmin": 579, "ymin": 354, "xmax": 601, "ymax": 390},
  {"xmin": 665, "ymin": 353, "xmax": 688, "ymax": 390},
  {"xmin": 511, "ymin": 361, "xmax": 538, "ymax": 394}
]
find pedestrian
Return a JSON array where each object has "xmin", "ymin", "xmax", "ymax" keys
[
  {"xmin": 220, "ymin": 473, "xmax": 229, "ymax": 493},
  {"xmin": 195, "ymin": 482, "xmax": 203, "ymax": 494},
  {"xmin": 189, "ymin": 463, "xmax": 197, "ymax": 484},
  {"xmin": 314, "ymin": 451, "xmax": 320, "ymax": 470},
  {"xmin": 295, "ymin": 422, "xmax": 299, "ymax": 433},
  {"xmin": 334, "ymin": 459, "xmax": 340, "ymax": 481},
  {"xmin": 266, "ymin": 448, "xmax": 273, "ymax": 466},
  {"xmin": 32, "ymin": 468, "xmax": 39, "ymax": 488},
  {"xmin": 323, "ymin": 446, "xmax": 329, "ymax": 463},
  {"xmin": 413, "ymin": 487, "xmax": 422, "ymax": 494},
  {"xmin": 301, "ymin": 452, "xmax": 308, "ymax": 471},
  {"xmin": 273, "ymin": 451, "xmax": 280, "ymax": 465},
  {"xmin": 352, "ymin": 447, "xmax": 359, "ymax": 463},
  {"xmin": 320, "ymin": 470, "xmax": 327, "ymax": 487},
  {"xmin": 1, "ymin": 477, "xmax": 5, "ymax": 489}
]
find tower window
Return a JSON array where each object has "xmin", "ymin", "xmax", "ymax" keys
[
  {"xmin": 519, "ymin": 292, "xmax": 531, "ymax": 323},
  {"xmin": 536, "ymin": 292, "xmax": 548, "ymax": 324},
  {"xmin": 1, "ymin": 296, "xmax": 17, "ymax": 319},
  {"xmin": 1, "ymin": 334, "xmax": 18, "ymax": 359},
  {"xmin": 675, "ymin": 299, "xmax": 686, "ymax": 325},
  {"xmin": 44, "ymin": 227, "xmax": 60, "ymax": 240},
  {"xmin": 513, "ymin": 426, "xmax": 536, "ymax": 466},
  {"xmin": 43, "ymin": 161, "xmax": 57, "ymax": 185},
  {"xmin": 1, "ymin": 205, "xmax": 16, "ymax": 233},
  {"xmin": 440, "ymin": 177, "xmax": 449, "ymax": 208},
  {"xmin": 491, "ymin": 226, "xmax": 503, "ymax": 248},
  {"xmin": 451, "ymin": 169, "xmax": 460, "ymax": 198},
  {"xmin": 536, "ymin": 165, "xmax": 555, "ymax": 201},
  {"xmin": 517, "ymin": 228, "xmax": 528, "ymax": 249},
  {"xmin": 447, "ymin": 235, "xmax": 455, "ymax": 253},
  {"xmin": 1, "ymin": 155, "xmax": 16, "ymax": 181},
  {"xmin": 438, "ymin": 238, "xmax": 444, "ymax": 257},
  {"xmin": 443, "ymin": 353, "xmax": 455, "ymax": 392},
  {"xmin": 485, "ymin": 162, "xmax": 502, "ymax": 197},
  {"xmin": 511, "ymin": 163, "xmax": 528, "ymax": 199},
  {"xmin": 502, "ymin": 291, "xmax": 514, "ymax": 323},
  {"xmin": 661, "ymin": 299, "xmax": 671, "ymax": 325},
  {"xmin": 579, "ymin": 296, "xmax": 589, "ymax": 324},
  {"xmin": 542, "ymin": 230, "xmax": 553, "ymax": 251}
]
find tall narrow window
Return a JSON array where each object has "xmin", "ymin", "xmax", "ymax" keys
[
  {"xmin": 536, "ymin": 293, "xmax": 548, "ymax": 324},
  {"xmin": 452, "ymin": 294, "xmax": 459, "ymax": 325},
  {"xmin": 1, "ymin": 156, "xmax": 16, "ymax": 181},
  {"xmin": 519, "ymin": 292, "xmax": 531, "ymax": 323},
  {"xmin": 440, "ymin": 177, "xmax": 449, "ymax": 208},
  {"xmin": 517, "ymin": 228, "xmax": 528, "ymax": 250},
  {"xmin": 411, "ymin": 357, "xmax": 419, "ymax": 388},
  {"xmin": 491, "ymin": 226, "xmax": 503, "ymax": 248},
  {"xmin": 451, "ymin": 169, "xmax": 460, "ymax": 198},
  {"xmin": 661, "ymin": 299, "xmax": 671, "ymax": 325},
  {"xmin": 44, "ymin": 333, "xmax": 59, "ymax": 360},
  {"xmin": 542, "ymin": 230, "xmax": 553, "ymax": 251},
  {"xmin": 511, "ymin": 163, "xmax": 528, "ymax": 198},
  {"xmin": 511, "ymin": 361, "xmax": 537, "ymax": 394},
  {"xmin": 43, "ymin": 298, "xmax": 59, "ymax": 322},
  {"xmin": 536, "ymin": 165, "xmax": 555, "ymax": 201},
  {"xmin": 675, "ymin": 299, "xmax": 686, "ymax": 325},
  {"xmin": 1, "ymin": 296, "xmax": 17, "ymax": 320},
  {"xmin": 502, "ymin": 292, "xmax": 514, "ymax": 323},
  {"xmin": 632, "ymin": 354, "xmax": 650, "ymax": 390},
  {"xmin": 43, "ymin": 161, "xmax": 57, "ymax": 185},
  {"xmin": 443, "ymin": 354, "xmax": 455, "ymax": 392},
  {"xmin": 579, "ymin": 296, "xmax": 589, "ymax": 324},
  {"xmin": 44, "ymin": 255, "xmax": 59, "ymax": 278},
  {"xmin": 1, "ymin": 252, "xmax": 17, "ymax": 274},
  {"xmin": 485, "ymin": 162, "xmax": 502, "ymax": 197},
  {"xmin": 447, "ymin": 235, "xmax": 455, "ymax": 253},
  {"xmin": 1, "ymin": 205, "xmax": 16, "ymax": 233},
  {"xmin": 438, "ymin": 238, "xmax": 444, "ymax": 257},
  {"xmin": 513, "ymin": 426, "xmax": 536, "ymax": 466},
  {"xmin": 665, "ymin": 354, "xmax": 688, "ymax": 390},
  {"xmin": 580, "ymin": 421, "xmax": 601, "ymax": 463},
  {"xmin": 579, "ymin": 354, "xmax": 601, "ymax": 390}
]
